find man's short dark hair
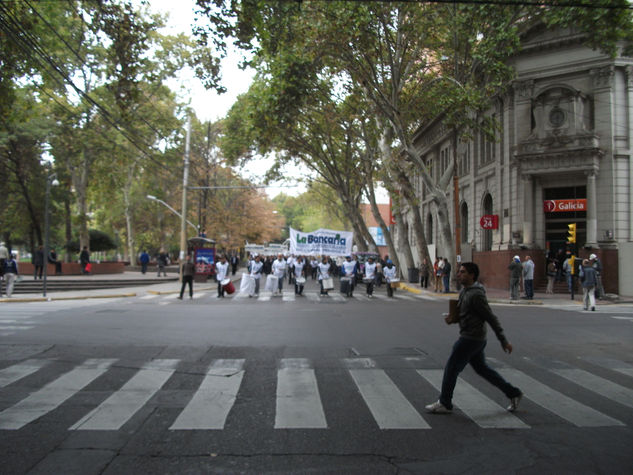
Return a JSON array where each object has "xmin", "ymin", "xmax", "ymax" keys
[{"xmin": 460, "ymin": 262, "xmax": 480, "ymax": 281}]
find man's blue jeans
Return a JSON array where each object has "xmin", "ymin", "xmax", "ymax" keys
[{"xmin": 440, "ymin": 337, "xmax": 521, "ymax": 410}]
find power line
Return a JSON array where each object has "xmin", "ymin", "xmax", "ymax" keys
[{"xmin": 0, "ymin": 3, "xmax": 174, "ymax": 172}]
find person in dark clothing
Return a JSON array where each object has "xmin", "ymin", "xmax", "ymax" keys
[
  {"xmin": 49, "ymin": 249, "xmax": 62, "ymax": 275},
  {"xmin": 508, "ymin": 256, "xmax": 522, "ymax": 300},
  {"xmin": 139, "ymin": 250, "xmax": 150, "ymax": 274},
  {"xmin": 425, "ymin": 262, "xmax": 522, "ymax": 414},
  {"xmin": 79, "ymin": 246, "xmax": 90, "ymax": 274},
  {"xmin": 230, "ymin": 253, "xmax": 239, "ymax": 275},
  {"xmin": 33, "ymin": 245, "xmax": 44, "ymax": 280},
  {"xmin": 178, "ymin": 254, "xmax": 196, "ymax": 299},
  {"xmin": 442, "ymin": 258, "xmax": 452, "ymax": 293}
]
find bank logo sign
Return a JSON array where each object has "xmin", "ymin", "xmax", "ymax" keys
[
  {"xmin": 289, "ymin": 227, "xmax": 354, "ymax": 256},
  {"xmin": 543, "ymin": 199, "xmax": 587, "ymax": 213}
]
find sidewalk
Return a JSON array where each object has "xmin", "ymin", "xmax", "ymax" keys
[
  {"xmin": 0, "ymin": 270, "xmax": 244, "ymax": 303},
  {"xmin": 401, "ymin": 280, "xmax": 633, "ymax": 307},
  {"xmin": 2, "ymin": 270, "xmax": 631, "ymax": 306}
]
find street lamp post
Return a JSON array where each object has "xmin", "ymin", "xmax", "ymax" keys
[
  {"xmin": 146, "ymin": 195, "xmax": 198, "ymax": 233},
  {"xmin": 43, "ymin": 173, "xmax": 59, "ymax": 298}
]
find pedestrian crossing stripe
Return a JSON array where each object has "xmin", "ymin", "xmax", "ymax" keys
[
  {"xmin": 0, "ymin": 356, "xmax": 629, "ymax": 431},
  {"xmin": 149, "ymin": 290, "xmax": 440, "ymax": 304}
]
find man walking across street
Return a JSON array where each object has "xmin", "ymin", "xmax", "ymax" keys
[
  {"xmin": 178, "ymin": 254, "xmax": 195, "ymax": 300},
  {"xmin": 580, "ymin": 259, "xmax": 597, "ymax": 311},
  {"xmin": 425, "ymin": 262, "xmax": 522, "ymax": 414},
  {"xmin": 522, "ymin": 255, "xmax": 534, "ymax": 300},
  {"xmin": 508, "ymin": 256, "xmax": 522, "ymax": 300}
]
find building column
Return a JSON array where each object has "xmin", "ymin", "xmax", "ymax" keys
[
  {"xmin": 586, "ymin": 170, "xmax": 598, "ymax": 247},
  {"xmin": 523, "ymin": 174, "xmax": 534, "ymax": 246},
  {"xmin": 534, "ymin": 177, "xmax": 544, "ymax": 249}
]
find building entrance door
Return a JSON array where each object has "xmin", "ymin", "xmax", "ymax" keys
[{"xmin": 544, "ymin": 186, "xmax": 586, "ymax": 254}]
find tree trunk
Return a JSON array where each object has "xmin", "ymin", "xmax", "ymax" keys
[{"xmin": 123, "ymin": 164, "xmax": 135, "ymax": 262}]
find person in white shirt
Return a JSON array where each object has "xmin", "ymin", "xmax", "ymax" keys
[
  {"xmin": 318, "ymin": 256, "xmax": 332, "ymax": 296},
  {"xmin": 272, "ymin": 254, "xmax": 287, "ymax": 295},
  {"xmin": 383, "ymin": 260, "xmax": 398, "ymax": 297},
  {"xmin": 341, "ymin": 255, "xmax": 357, "ymax": 297},
  {"xmin": 293, "ymin": 256, "xmax": 306, "ymax": 295},
  {"xmin": 310, "ymin": 258, "xmax": 319, "ymax": 279},
  {"xmin": 286, "ymin": 254, "xmax": 295, "ymax": 284},
  {"xmin": 215, "ymin": 255, "xmax": 230, "ymax": 297},
  {"xmin": 364, "ymin": 256, "xmax": 377, "ymax": 297},
  {"xmin": 249, "ymin": 255, "xmax": 263, "ymax": 296}
]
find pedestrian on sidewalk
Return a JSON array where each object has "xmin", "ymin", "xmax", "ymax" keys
[
  {"xmin": 139, "ymin": 250, "xmax": 150, "ymax": 274},
  {"xmin": 442, "ymin": 258, "xmax": 451, "ymax": 293},
  {"xmin": 3, "ymin": 253, "xmax": 19, "ymax": 297},
  {"xmin": 33, "ymin": 245, "xmax": 44, "ymax": 280},
  {"xmin": 157, "ymin": 249, "xmax": 168, "ymax": 277},
  {"xmin": 580, "ymin": 259, "xmax": 597, "ymax": 311},
  {"xmin": 178, "ymin": 254, "xmax": 195, "ymax": 300},
  {"xmin": 508, "ymin": 256, "xmax": 522, "ymax": 300},
  {"xmin": 0, "ymin": 242, "xmax": 6, "ymax": 297},
  {"xmin": 420, "ymin": 258, "xmax": 430, "ymax": 289},
  {"xmin": 230, "ymin": 252, "xmax": 239, "ymax": 276},
  {"xmin": 425, "ymin": 262, "xmax": 522, "ymax": 414},
  {"xmin": 522, "ymin": 255, "xmax": 534, "ymax": 300},
  {"xmin": 49, "ymin": 248, "xmax": 62, "ymax": 275},
  {"xmin": 79, "ymin": 246, "xmax": 90, "ymax": 274},
  {"xmin": 434, "ymin": 257, "xmax": 443, "ymax": 292},
  {"xmin": 546, "ymin": 258, "xmax": 556, "ymax": 294}
]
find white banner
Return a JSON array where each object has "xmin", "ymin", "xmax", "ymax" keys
[{"xmin": 289, "ymin": 227, "xmax": 354, "ymax": 256}]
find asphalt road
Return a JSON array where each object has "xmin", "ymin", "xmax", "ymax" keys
[{"xmin": 0, "ymin": 279, "xmax": 632, "ymax": 474}]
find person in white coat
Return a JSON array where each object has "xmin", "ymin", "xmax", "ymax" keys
[
  {"xmin": 293, "ymin": 256, "xmax": 306, "ymax": 295},
  {"xmin": 364, "ymin": 256, "xmax": 377, "ymax": 297},
  {"xmin": 215, "ymin": 255, "xmax": 230, "ymax": 297},
  {"xmin": 383, "ymin": 260, "xmax": 398, "ymax": 298},
  {"xmin": 272, "ymin": 254, "xmax": 287, "ymax": 295},
  {"xmin": 249, "ymin": 255, "xmax": 264, "ymax": 297},
  {"xmin": 341, "ymin": 255, "xmax": 357, "ymax": 297},
  {"xmin": 318, "ymin": 256, "xmax": 332, "ymax": 296}
]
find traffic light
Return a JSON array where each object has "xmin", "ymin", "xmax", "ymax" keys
[{"xmin": 567, "ymin": 223, "xmax": 577, "ymax": 244}]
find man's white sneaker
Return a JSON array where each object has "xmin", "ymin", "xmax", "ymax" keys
[
  {"xmin": 507, "ymin": 393, "xmax": 523, "ymax": 412},
  {"xmin": 424, "ymin": 400, "xmax": 452, "ymax": 414}
]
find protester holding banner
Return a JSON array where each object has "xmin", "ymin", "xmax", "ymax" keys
[
  {"xmin": 286, "ymin": 254, "xmax": 295, "ymax": 284},
  {"xmin": 318, "ymin": 256, "xmax": 332, "ymax": 296},
  {"xmin": 310, "ymin": 258, "xmax": 319, "ymax": 280}
]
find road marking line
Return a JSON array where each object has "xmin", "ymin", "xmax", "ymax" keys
[
  {"xmin": 551, "ymin": 368, "xmax": 633, "ymax": 409},
  {"xmin": 419, "ymin": 369, "xmax": 529, "ymax": 429},
  {"xmin": 0, "ymin": 359, "xmax": 49, "ymax": 388},
  {"xmin": 282, "ymin": 291, "xmax": 295, "ymax": 302},
  {"xmin": 0, "ymin": 359, "xmax": 117, "ymax": 430},
  {"xmin": 579, "ymin": 357, "xmax": 633, "ymax": 378},
  {"xmin": 275, "ymin": 358, "xmax": 327, "ymax": 429},
  {"xmin": 349, "ymin": 368, "xmax": 430, "ymax": 429},
  {"xmin": 140, "ymin": 295, "xmax": 158, "ymax": 300},
  {"xmin": 70, "ymin": 359, "xmax": 179, "ymax": 431},
  {"xmin": 0, "ymin": 326, "xmax": 34, "ymax": 331},
  {"xmin": 498, "ymin": 368, "xmax": 624, "ymax": 427},
  {"xmin": 170, "ymin": 359, "xmax": 245, "ymax": 430}
]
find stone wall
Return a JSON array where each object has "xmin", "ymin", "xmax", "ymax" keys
[{"xmin": 18, "ymin": 262, "xmax": 125, "ymax": 276}]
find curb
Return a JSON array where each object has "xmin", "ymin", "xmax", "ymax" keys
[{"xmin": 0, "ymin": 293, "xmax": 137, "ymax": 303}]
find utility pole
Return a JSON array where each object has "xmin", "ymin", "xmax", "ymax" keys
[{"xmin": 179, "ymin": 116, "xmax": 191, "ymax": 281}]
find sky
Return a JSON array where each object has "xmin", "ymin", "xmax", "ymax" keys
[{"xmin": 147, "ymin": 0, "xmax": 387, "ymax": 203}]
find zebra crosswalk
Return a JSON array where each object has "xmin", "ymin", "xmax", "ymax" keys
[
  {"xmin": 0, "ymin": 299, "xmax": 119, "ymax": 336},
  {"xmin": 0, "ymin": 353, "xmax": 631, "ymax": 432},
  {"xmin": 140, "ymin": 289, "xmax": 436, "ymax": 305}
]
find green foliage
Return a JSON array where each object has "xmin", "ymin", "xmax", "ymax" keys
[{"xmin": 65, "ymin": 229, "xmax": 116, "ymax": 252}]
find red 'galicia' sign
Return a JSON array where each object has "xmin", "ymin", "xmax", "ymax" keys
[
  {"xmin": 543, "ymin": 199, "xmax": 587, "ymax": 213},
  {"xmin": 480, "ymin": 215, "xmax": 499, "ymax": 229}
]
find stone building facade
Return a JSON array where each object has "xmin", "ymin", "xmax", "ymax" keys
[{"xmin": 400, "ymin": 26, "xmax": 633, "ymax": 296}]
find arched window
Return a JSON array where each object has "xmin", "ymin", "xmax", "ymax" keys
[
  {"xmin": 460, "ymin": 202, "xmax": 468, "ymax": 245},
  {"xmin": 427, "ymin": 213, "xmax": 433, "ymax": 244},
  {"xmin": 482, "ymin": 193, "xmax": 493, "ymax": 251}
]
